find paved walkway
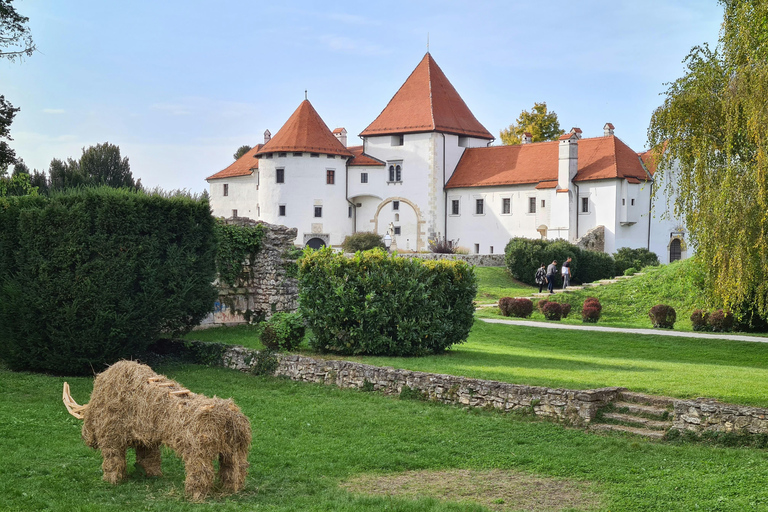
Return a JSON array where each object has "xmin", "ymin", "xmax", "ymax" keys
[{"xmin": 480, "ymin": 317, "xmax": 768, "ymax": 344}]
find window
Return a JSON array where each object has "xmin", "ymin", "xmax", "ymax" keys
[
  {"xmin": 265, "ymin": 153, "xmax": 273, "ymax": 159},
  {"xmin": 279, "ymin": 204, "xmax": 286, "ymax": 216},
  {"xmin": 394, "ymin": 213, "xmax": 399, "ymax": 221},
  {"xmin": 388, "ymin": 162, "xmax": 402, "ymax": 182},
  {"xmin": 631, "ymin": 198, "xmax": 635, "ymax": 206},
  {"xmin": 581, "ymin": 197, "xmax": 589, "ymax": 213},
  {"xmin": 232, "ymin": 209, "xmax": 237, "ymax": 218},
  {"xmin": 255, "ymin": 171, "xmax": 259, "ymax": 188},
  {"xmin": 474, "ymin": 243, "xmax": 480, "ymax": 254},
  {"xmin": 348, "ymin": 206, "xmax": 353, "ymax": 218},
  {"xmin": 314, "ymin": 206, "xmax": 322, "ymax": 218},
  {"xmin": 528, "ymin": 197, "xmax": 536, "ymax": 214},
  {"xmin": 293, "ymin": 152, "xmax": 303, "ymax": 157},
  {"xmin": 223, "ymin": 184, "xmax": 229, "ymax": 197},
  {"xmin": 392, "ymin": 200, "xmax": 400, "ymax": 211},
  {"xmin": 622, "ymin": 198, "xmax": 626, "ymax": 206},
  {"xmin": 475, "ymin": 198, "xmax": 484, "ymax": 215},
  {"xmin": 391, "ymin": 134, "xmax": 404, "ymax": 146},
  {"xmin": 276, "ymin": 168, "xmax": 285, "ymax": 183},
  {"xmin": 458, "ymin": 136, "xmax": 469, "ymax": 147},
  {"xmin": 311, "ymin": 153, "xmax": 319, "ymax": 158},
  {"xmin": 327, "ymin": 155, "xmax": 335, "ymax": 159},
  {"xmin": 326, "ymin": 169, "xmax": 335, "ymax": 185},
  {"xmin": 361, "ymin": 172, "xmax": 368, "ymax": 183},
  {"xmin": 490, "ymin": 246, "xmax": 494, "ymax": 254},
  {"xmin": 541, "ymin": 199, "xmax": 546, "ymax": 208},
  {"xmin": 502, "ymin": 198, "xmax": 510, "ymax": 214},
  {"xmin": 451, "ymin": 199, "xmax": 460, "ymax": 215},
  {"xmin": 394, "ymin": 226, "xmax": 401, "ymax": 235},
  {"xmin": 278, "ymin": 152, "xmax": 287, "ymax": 157}
]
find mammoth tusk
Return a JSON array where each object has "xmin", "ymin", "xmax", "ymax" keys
[{"xmin": 62, "ymin": 382, "xmax": 87, "ymax": 420}]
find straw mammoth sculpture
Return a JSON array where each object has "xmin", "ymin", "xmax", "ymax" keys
[{"xmin": 63, "ymin": 360, "xmax": 252, "ymax": 500}]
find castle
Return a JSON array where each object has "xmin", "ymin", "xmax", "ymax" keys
[{"xmin": 207, "ymin": 53, "xmax": 688, "ymax": 264}]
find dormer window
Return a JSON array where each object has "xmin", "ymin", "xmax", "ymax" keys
[
  {"xmin": 391, "ymin": 134, "xmax": 404, "ymax": 146},
  {"xmin": 265, "ymin": 153, "xmax": 273, "ymax": 159}
]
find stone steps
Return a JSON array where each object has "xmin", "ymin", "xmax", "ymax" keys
[
  {"xmin": 612, "ymin": 401, "xmax": 669, "ymax": 419},
  {"xmin": 619, "ymin": 391, "xmax": 676, "ymax": 409},
  {"xmin": 590, "ymin": 390, "xmax": 675, "ymax": 440},
  {"xmin": 601, "ymin": 412, "xmax": 672, "ymax": 430},
  {"xmin": 589, "ymin": 423, "xmax": 667, "ymax": 440}
]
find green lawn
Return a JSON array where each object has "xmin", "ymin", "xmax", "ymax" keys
[
  {"xmin": 474, "ymin": 266, "xmax": 535, "ymax": 304},
  {"xmin": 4, "ymin": 364, "xmax": 768, "ymax": 511},
  {"xmin": 186, "ymin": 320, "xmax": 768, "ymax": 408}
]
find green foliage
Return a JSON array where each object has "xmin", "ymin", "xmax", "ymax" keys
[
  {"xmin": 341, "ymin": 231, "xmax": 385, "ymax": 253},
  {"xmin": 259, "ymin": 312, "xmax": 305, "ymax": 351},
  {"xmin": 623, "ymin": 267, "xmax": 639, "ymax": 276},
  {"xmin": 498, "ymin": 297, "xmax": 533, "ymax": 318},
  {"xmin": 0, "ymin": 187, "xmax": 218, "ymax": 375},
  {"xmin": 45, "ymin": 143, "xmax": 137, "ymax": 192},
  {"xmin": 398, "ymin": 384, "xmax": 427, "ymax": 401},
  {"xmin": 474, "ymin": 266, "xmax": 534, "ymax": 304},
  {"xmin": 499, "ymin": 101, "xmax": 565, "ymax": 145},
  {"xmin": 647, "ymin": 1, "xmax": 768, "ymax": 321},
  {"xmin": 614, "ymin": 247, "xmax": 659, "ymax": 276},
  {"xmin": 298, "ymin": 248, "xmax": 477, "ymax": 356},
  {"xmin": 233, "ymin": 144, "xmax": 252, "ymax": 160},
  {"xmin": 649, "ymin": 304, "xmax": 677, "ymax": 329},
  {"xmin": 691, "ymin": 309, "xmax": 710, "ymax": 331},
  {"xmin": 541, "ymin": 302, "xmax": 563, "ymax": 321},
  {"xmin": 214, "ymin": 220, "xmax": 265, "ymax": 286},
  {"xmin": 0, "ymin": 168, "xmax": 37, "ymax": 196},
  {"xmin": 504, "ymin": 237, "xmax": 614, "ymax": 285},
  {"xmin": 282, "ymin": 245, "xmax": 304, "ymax": 279},
  {"xmin": 251, "ymin": 348, "xmax": 279, "ymax": 376}
]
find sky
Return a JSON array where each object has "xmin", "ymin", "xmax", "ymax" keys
[{"xmin": 3, "ymin": 1, "xmax": 724, "ymax": 194}]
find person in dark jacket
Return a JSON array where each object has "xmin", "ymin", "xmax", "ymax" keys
[
  {"xmin": 546, "ymin": 260, "xmax": 558, "ymax": 293},
  {"xmin": 535, "ymin": 263, "xmax": 547, "ymax": 293}
]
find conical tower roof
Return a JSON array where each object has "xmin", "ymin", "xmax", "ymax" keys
[
  {"xmin": 256, "ymin": 100, "xmax": 354, "ymax": 157},
  {"xmin": 360, "ymin": 53, "xmax": 493, "ymax": 140}
]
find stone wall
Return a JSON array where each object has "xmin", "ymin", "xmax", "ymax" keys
[
  {"xmin": 674, "ymin": 399, "xmax": 768, "ymax": 435},
  {"xmin": 576, "ymin": 225, "xmax": 605, "ymax": 253},
  {"xmin": 216, "ymin": 343, "xmax": 621, "ymax": 425},
  {"xmin": 200, "ymin": 219, "xmax": 299, "ymax": 327},
  {"xmin": 395, "ymin": 253, "xmax": 506, "ymax": 267}
]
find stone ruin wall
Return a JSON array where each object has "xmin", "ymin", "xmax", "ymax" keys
[
  {"xmin": 200, "ymin": 219, "xmax": 298, "ymax": 327},
  {"xmin": 673, "ymin": 398, "xmax": 768, "ymax": 435}
]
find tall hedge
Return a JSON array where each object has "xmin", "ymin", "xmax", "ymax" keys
[
  {"xmin": 0, "ymin": 188, "xmax": 217, "ymax": 375},
  {"xmin": 298, "ymin": 248, "xmax": 477, "ymax": 356},
  {"xmin": 504, "ymin": 237, "xmax": 615, "ymax": 285}
]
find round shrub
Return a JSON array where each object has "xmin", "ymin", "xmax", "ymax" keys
[
  {"xmin": 690, "ymin": 309, "xmax": 710, "ymax": 331},
  {"xmin": 649, "ymin": 304, "xmax": 677, "ymax": 329},
  {"xmin": 560, "ymin": 303, "xmax": 572, "ymax": 318},
  {"xmin": 623, "ymin": 267, "xmax": 639, "ymax": 276},
  {"xmin": 708, "ymin": 309, "xmax": 734, "ymax": 332},
  {"xmin": 341, "ymin": 232, "xmax": 385, "ymax": 253},
  {"xmin": 541, "ymin": 302, "xmax": 563, "ymax": 321},
  {"xmin": 499, "ymin": 297, "xmax": 533, "ymax": 318},
  {"xmin": 581, "ymin": 297, "xmax": 602, "ymax": 323},
  {"xmin": 537, "ymin": 298, "xmax": 550, "ymax": 313},
  {"xmin": 298, "ymin": 248, "xmax": 476, "ymax": 356},
  {"xmin": 259, "ymin": 312, "xmax": 306, "ymax": 351}
]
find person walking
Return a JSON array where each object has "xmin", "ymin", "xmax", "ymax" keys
[
  {"xmin": 546, "ymin": 260, "xmax": 558, "ymax": 294},
  {"xmin": 562, "ymin": 257, "xmax": 572, "ymax": 289},
  {"xmin": 535, "ymin": 263, "xmax": 547, "ymax": 293}
]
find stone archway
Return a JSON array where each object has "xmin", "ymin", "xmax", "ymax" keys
[
  {"xmin": 668, "ymin": 236, "xmax": 687, "ymax": 262},
  {"xmin": 372, "ymin": 197, "xmax": 426, "ymax": 252}
]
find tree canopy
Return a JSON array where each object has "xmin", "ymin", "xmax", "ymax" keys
[
  {"xmin": 647, "ymin": 0, "xmax": 768, "ymax": 321},
  {"xmin": 500, "ymin": 102, "xmax": 565, "ymax": 145},
  {"xmin": 233, "ymin": 144, "xmax": 252, "ymax": 160},
  {"xmin": 0, "ymin": 0, "xmax": 35, "ymax": 62},
  {"xmin": 44, "ymin": 143, "xmax": 137, "ymax": 192}
]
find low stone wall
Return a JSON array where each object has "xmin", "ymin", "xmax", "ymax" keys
[
  {"xmin": 395, "ymin": 253, "xmax": 505, "ymax": 267},
  {"xmin": 674, "ymin": 399, "xmax": 768, "ymax": 435},
  {"xmin": 216, "ymin": 344, "xmax": 621, "ymax": 425}
]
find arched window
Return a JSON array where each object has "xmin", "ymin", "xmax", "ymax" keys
[
  {"xmin": 388, "ymin": 162, "xmax": 402, "ymax": 182},
  {"xmin": 670, "ymin": 238, "xmax": 682, "ymax": 262},
  {"xmin": 305, "ymin": 237, "xmax": 326, "ymax": 250}
]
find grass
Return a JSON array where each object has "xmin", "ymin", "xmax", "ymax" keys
[
  {"xmin": 186, "ymin": 320, "xmax": 768, "ymax": 408},
  {"xmin": 474, "ymin": 267, "xmax": 535, "ymax": 304},
  {"xmin": 5, "ymin": 363, "xmax": 768, "ymax": 511}
]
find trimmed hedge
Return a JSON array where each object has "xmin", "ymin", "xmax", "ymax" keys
[
  {"xmin": 0, "ymin": 188, "xmax": 218, "ymax": 375},
  {"xmin": 499, "ymin": 297, "xmax": 533, "ymax": 318},
  {"xmin": 298, "ymin": 248, "xmax": 477, "ymax": 356},
  {"xmin": 613, "ymin": 247, "xmax": 660, "ymax": 276},
  {"xmin": 504, "ymin": 237, "xmax": 614, "ymax": 286},
  {"xmin": 649, "ymin": 304, "xmax": 677, "ymax": 329},
  {"xmin": 341, "ymin": 232, "xmax": 385, "ymax": 253}
]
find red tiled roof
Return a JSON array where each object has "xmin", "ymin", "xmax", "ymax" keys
[
  {"xmin": 360, "ymin": 53, "xmax": 494, "ymax": 140},
  {"xmin": 206, "ymin": 144, "xmax": 262, "ymax": 180},
  {"xmin": 535, "ymin": 181, "xmax": 558, "ymax": 189},
  {"xmin": 638, "ymin": 149, "xmax": 657, "ymax": 175},
  {"xmin": 446, "ymin": 136, "xmax": 649, "ymax": 189},
  {"xmin": 348, "ymin": 145, "xmax": 385, "ymax": 166},
  {"xmin": 256, "ymin": 100, "xmax": 354, "ymax": 158}
]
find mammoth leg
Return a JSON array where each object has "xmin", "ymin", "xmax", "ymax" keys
[
  {"xmin": 135, "ymin": 444, "xmax": 163, "ymax": 477},
  {"xmin": 101, "ymin": 445, "xmax": 128, "ymax": 484},
  {"xmin": 183, "ymin": 455, "xmax": 215, "ymax": 501},
  {"xmin": 218, "ymin": 450, "xmax": 248, "ymax": 492}
]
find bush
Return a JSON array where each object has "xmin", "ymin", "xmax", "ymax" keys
[
  {"xmin": 505, "ymin": 237, "xmax": 614, "ymax": 286},
  {"xmin": 429, "ymin": 236, "xmax": 458, "ymax": 254},
  {"xmin": 0, "ymin": 188, "xmax": 217, "ymax": 375},
  {"xmin": 499, "ymin": 297, "xmax": 533, "ymax": 318},
  {"xmin": 541, "ymin": 302, "xmax": 563, "ymax": 321},
  {"xmin": 690, "ymin": 309, "xmax": 710, "ymax": 331},
  {"xmin": 299, "ymin": 248, "xmax": 476, "ymax": 356},
  {"xmin": 582, "ymin": 297, "xmax": 602, "ymax": 323},
  {"xmin": 259, "ymin": 312, "xmax": 306, "ymax": 351},
  {"xmin": 708, "ymin": 309, "xmax": 734, "ymax": 332},
  {"xmin": 623, "ymin": 267, "xmax": 639, "ymax": 276},
  {"xmin": 560, "ymin": 303, "xmax": 572, "ymax": 318},
  {"xmin": 649, "ymin": 304, "xmax": 677, "ymax": 329},
  {"xmin": 341, "ymin": 232, "xmax": 385, "ymax": 253},
  {"xmin": 537, "ymin": 298, "xmax": 550, "ymax": 313},
  {"xmin": 613, "ymin": 247, "xmax": 660, "ymax": 276}
]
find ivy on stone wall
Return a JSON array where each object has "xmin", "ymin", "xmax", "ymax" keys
[{"xmin": 215, "ymin": 220, "xmax": 265, "ymax": 286}]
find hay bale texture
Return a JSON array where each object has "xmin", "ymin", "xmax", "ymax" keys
[{"xmin": 63, "ymin": 360, "xmax": 251, "ymax": 500}]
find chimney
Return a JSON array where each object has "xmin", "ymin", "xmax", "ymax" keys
[
  {"xmin": 264, "ymin": 129, "xmax": 271, "ymax": 144},
  {"xmin": 333, "ymin": 127, "xmax": 347, "ymax": 147},
  {"xmin": 558, "ymin": 132, "xmax": 579, "ymax": 191},
  {"xmin": 603, "ymin": 123, "xmax": 615, "ymax": 137},
  {"xmin": 521, "ymin": 132, "xmax": 532, "ymax": 144},
  {"xmin": 569, "ymin": 127, "xmax": 583, "ymax": 140}
]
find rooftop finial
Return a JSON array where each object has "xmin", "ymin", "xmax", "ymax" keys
[
  {"xmin": 427, "ymin": 33, "xmax": 429, "ymax": 52},
  {"xmin": 304, "ymin": 89, "xmax": 307, "ymax": 100}
]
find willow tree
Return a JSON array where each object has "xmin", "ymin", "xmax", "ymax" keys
[{"xmin": 648, "ymin": 0, "xmax": 768, "ymax": 320}]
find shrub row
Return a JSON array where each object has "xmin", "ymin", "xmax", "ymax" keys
[
  {"xmin": 691, "ymin": 309, "xmax": 735, "ymax": 332},
  {"xmin": 505, "ymin": 238, "xmax": 615, "ymax": 286},
  {"xmin": 0, "ymin": 188, "xmax": 218, "ymax": 375},
  {"xmin": 298, "ymin": 248, "xmax": 476, "ymax": 356},
  {"xmin": 498, "ymin": 297, "xmax": 533, "ymax": 318}
]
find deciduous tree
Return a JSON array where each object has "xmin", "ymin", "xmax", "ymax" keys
[
  {"xmin": 648, "ymin": 0, "xmax": 768, "ymax": 321},
  {"xmin": 500, "ymin": 102, "xmax": 565, "ymax": 145},
  {"xmin": 233, "ymin": 145, "xmax": 252, "ymax": 160}
]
